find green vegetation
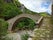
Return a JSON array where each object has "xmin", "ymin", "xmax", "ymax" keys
[
  {"xmin": 0, "ymin": 0, "xmax": 22, "ymax": 20},
  {"xmin": 39, "ymin": 12, "xmax": 50, "ymax": 17},
  {"xmin": 14, "ymin": 0, "xmax": 21, "ymax": 7},
  {"xmin": 21, "ymin": 33, "xmax": 29, "ymax": 40},
  {"xmin": 0, "ymin": 0, "xmax": 50, "ymax": 20},
  {"xmin": 0, "ymin": 19, "xmax": 12, "ymax": 40},
  {"xmin": 0, "ymin": 0, "xmax": 51, "ymax": 40},
  {"xmin": 0, "ymin": 19, "xmax": 8, "ymax": 40},
  {"xmin": 15, "ymin": 18, "xmax": 35, "ymax": 30}
]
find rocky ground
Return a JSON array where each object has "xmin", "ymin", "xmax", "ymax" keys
[
  {"xmin": 32, "ymin": 17, "xmax": 53, "ymax": 40},
  {"xmin": 6, "ymin": 30, "xmax": 34, "ymax": 40},
  {"xmin": 6, "ymin": 17, "xmax": 53, "ymax": 40}
]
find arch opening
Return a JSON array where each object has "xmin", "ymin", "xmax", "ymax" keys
[{"xmin": 12, "ymin": 17, "xmax": 36, "ymax": 31}]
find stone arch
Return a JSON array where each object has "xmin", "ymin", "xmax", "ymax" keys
[
  {"xmin": 12, "ymin": 17, "xmax": 36, "ymax": 31},
  {"xmin": 7, "ymin": 13, "xmax": 41, "ymax": 32}
]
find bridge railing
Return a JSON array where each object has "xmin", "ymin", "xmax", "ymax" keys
[{"xmin": 35, "ymin": 16, "xmax": 43, "ymax": 27}]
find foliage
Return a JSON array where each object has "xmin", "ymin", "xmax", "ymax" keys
[
  {"xmin": 28, "ymin": 19, "xmax": 35, "ymax": 29},
  {"xmin": 14, "ymin": 0, "xmax": 21, "ymax": 7},
  {"xmin": 39, "ymin": 12, "xmax": 50, "ymax": 17},
  {"xmin": 0, "ymin": 19, "xmax": 8, "ymax": 38},
  {"xmin": 21, "ymin": 33, "xmax": 29, "ymax": 40},
  {"xmin": 0, "ymin": 0, "xmax": 22, "ymax": 20},
  {"xmin": 16, "ymin": 18, "xmax": 35, "ymax": 30},
  {"xmin": 16, "ymin": 22, "xmax": 25, "ymax": 28}
]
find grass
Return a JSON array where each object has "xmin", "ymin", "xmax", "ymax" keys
[{"xmin": 21, "ymin": 33, "xmax": 29, "ymax": 40}]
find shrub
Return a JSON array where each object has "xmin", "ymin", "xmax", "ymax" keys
[
  {"xmin": 0, "ymin": 19, "xmax": 8, "ymax": 38},
  {"xmin": 16, "ymin": 18, "xmax": 35, "ymax": 30},
  {"xmin": 0, "ymin": 0, "xmax": 22, "ymax": 20},
  {"xmin": 28, "ymin": 19, "xmax": 35, "ymax": 30},
  {"xmin": 16, "ymin": 22, "xmax": 25, "ymax": 29},
  {"xmin": 21, "ymin": 33, "xmax": 29, "ymax": 40},
  {"xmin": 39, "ymin": 12, "xmax": 50, "ymax": 17}
]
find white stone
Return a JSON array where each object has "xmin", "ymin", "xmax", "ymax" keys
[{"xmin": 28, "ymin": 38, "xmax": 32, "ymax": 40}]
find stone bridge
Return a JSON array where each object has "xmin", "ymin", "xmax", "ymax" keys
[{"xmin": 7, "ymin": 13, "xmax": 43, "ymax": 32}]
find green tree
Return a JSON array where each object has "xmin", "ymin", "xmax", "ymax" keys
[
  {"xmin": 0, "ymin": 0, "xmax": 22, "ymax": 20},
  {"xmin": 15, "ymin": 18, "xmax": 35, "ymax": 30},
  {"xmin": 0, "ymin": 19, "xmax": 8, "ymax": 40}
]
